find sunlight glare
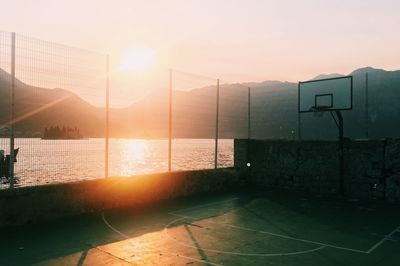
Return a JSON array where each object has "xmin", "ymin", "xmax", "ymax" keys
[
  {"xmin": 120, "ymin": 46, "xmax": 156, "ymax": 74},
  {"xmin": 120, "ymin": 140, "xmax": 148, "ymax": 176},
  {"xmin": 125, "ymin": 140, "xmax": 147, "ymax": 161}
]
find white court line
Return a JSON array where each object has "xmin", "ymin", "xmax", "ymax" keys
[
  {"xmin": 168, "ymin": 197, "xmax": 239, "ymax": 215},
  {"xmin": 164, "ymin": 216, "xmax": 327, "ymax": 257},
  {"xmin": 168, "ymin": 214, "xmax": 367, "ymax": 254},
  {"xmin": 167, "ymin": 197, "xmax": 400, "ymax": 255},
  {"xmin": 101, "ymin": 212, "xmax": 129, "ymax": 239},
  {"xmin": 103, "ymin": 195, "xmax": 400, "ymax": 260},
  {"xmin": 101, "ymin": 212, "xmax": 223, "ymax": 266},
  {"xmin": 367, "ymin": 225, "xmax": 400, "ymax": 254}
]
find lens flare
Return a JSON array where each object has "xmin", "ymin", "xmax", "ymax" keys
[{"xmin": 120, "ymin": 46, "xmax": 155, "ymax": 74}]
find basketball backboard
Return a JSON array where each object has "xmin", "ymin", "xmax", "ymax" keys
[{"xmin": 298, "ymin": 76, "xmax": 353, "ymax": 113}]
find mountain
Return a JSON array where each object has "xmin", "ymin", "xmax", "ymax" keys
[
  {"xmin": 312, "ymin": 73, "xmax": 345, "ymax": 80},
  {"xmin": 0, "ymin": 67, "xmax": 399, "ymax": 139},
  {"xmin": 0, "ymin": 69, "xmax": 105, "ymax": 137},
  {"xmin": 350, "ymin": 66, "xmax": 398, "ymax": 76}
]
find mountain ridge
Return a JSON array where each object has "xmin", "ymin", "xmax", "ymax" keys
[{"xmin": 0, "ymin": 66, "xmax": 399, "ymax": 139}]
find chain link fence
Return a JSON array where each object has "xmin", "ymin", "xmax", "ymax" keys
[
  {"xmin": 0, "ymin": 31, "xmax": 107, "ymax": 189},
  {"xmin": 1, "ymin": 31, "xmax": 399, "ymax": 189},
  {"xmin": 0, "ymin": 32, "xmax": 252, "ymax": 189}
]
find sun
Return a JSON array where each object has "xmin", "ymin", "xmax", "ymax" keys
[{"xmin": 120, "ymin": 46, "xmax": 155, "ymax": 74}]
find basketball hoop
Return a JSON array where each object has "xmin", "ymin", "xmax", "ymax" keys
[
  {"xmin": 298, "ymin": 76, "xmax": 351, "ymax": 197},
  {"xmin": 298, "ymin": 76, "xmax": 353, "ymax": 114},
  {"xmin": 309, "ymin": 106, "xmax": 328, "ymax": 118}
]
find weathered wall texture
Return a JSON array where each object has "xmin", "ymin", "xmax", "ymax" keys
[
  {"xmin": 235, "ymin": 139, "xmax": 400, "ymax": 202},
  {"xmin": 0, "ymin": 168, "xmax": 241, "ymax": 228}
]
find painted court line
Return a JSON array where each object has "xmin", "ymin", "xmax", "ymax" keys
[
  {"xmin": 167, "ymin": 197, "xmax": 400, "ymax": 255},
  {"xmin": 367, "ymin": 225, "xmax": 400, "ymax": 254},
  {"xmin": 164, "ymin": 216, "xmax": 328, "ymax": 257},
  {"xmin": 101, "ymin": 212, "xmax": 223, "ymax": 266},
  {"xmin": 168, "ymin": 197, "xmax": 239, "ymax": 215},
  {"xmin": 101, "ymin": 212, "xmax": 128, "ymax": 239},
  {"xmin": 168, "ymin": 213, "xmax": 368, "ymax": 254},
  {"xmin": 103, "ymin": 196, "xmax": 400, "ymax": 260}
]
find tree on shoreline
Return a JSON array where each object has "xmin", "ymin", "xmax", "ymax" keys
[{"xmin": 43, "ymin": 125, "xmax": 82, "ymax": 139}]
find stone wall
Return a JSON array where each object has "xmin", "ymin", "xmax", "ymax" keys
[
  {"xmin": 3, "ymin": 138, "xmax": 399, "ymax": 229},
  {"xmin": 235, "ymin": 139, "xmax": 400, "ymax": 202},
  {"xmin": 0, "ymin": 168, "xmax": 241, "ymax": 228}
]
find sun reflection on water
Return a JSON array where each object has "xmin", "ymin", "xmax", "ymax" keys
[
  {"xmin": 3, "ymin": 138, "xmax": 234, "ymax": 187},
  {"xmin": 120, "ymin": 139, "xmax": 148, "ymax": 176}
]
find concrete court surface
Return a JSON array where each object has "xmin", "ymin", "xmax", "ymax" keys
[{"xmin": 1, "ymin": 191, "xmax": 400, "ymax": 266}]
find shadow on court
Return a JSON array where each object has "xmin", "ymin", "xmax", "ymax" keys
[{"xmin": 1, "ymin": 190, "xmax": 399, "ymax": 266}]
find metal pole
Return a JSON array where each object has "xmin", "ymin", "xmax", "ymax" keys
[
  {"xmin": 365, "ymin": 72, "xmax": 369, "ymax": 139},
  {"xmin": 247, "ymin": 87, "xmax": 251, "ymax": 166},
  {"xmin": 214, "ymin": 79, "xmax": 220, "ymax": 169},
  {"xmin": 336, "ymin": 110, "xmax": 344, "ymax": 196},
  {"xmin": 105, "ymin": 54, "xmax": 110, "ymax": 178},
  {"xmin": 9, "ymin": 32, "xmax": 16, "ymax": 188},
  {"xmin": 248, "ymin": 87, "xmax": 251, "ymax": 140},
  {"xmin": 298, "ymin": 113, "xmax": 302, "ymax": 141},
  {"xmin": 168, "ymin": 69, "xmax": 172, "ymax": 172}
]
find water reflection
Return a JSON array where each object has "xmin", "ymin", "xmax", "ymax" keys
[
  {"xmin": 120, "ymin": 140, "xmax": 149, "ymax": 176},
  {"xmin": 0, "ymin": 138, "xmax": 233, "ymax": 188}
]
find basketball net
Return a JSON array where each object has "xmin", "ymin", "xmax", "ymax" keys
[{"xmin": 310, "ymin": 106, "xmax": 328, "ymax": 118}]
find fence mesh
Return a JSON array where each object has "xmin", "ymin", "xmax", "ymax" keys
[
  {"xmin": 250, "ymin": 82, "xmax": 298, "ymax": 140},
  {"xmin": 1, "ymin": 30, "xmax": 399, "ymax": 189},
  {"xmin": 1, "ymin": 32, "xmax": 107, "ymax": 188},
  {"xmin": 107, "ymin": 69, "xmax": 169, "ymax": 176},
  {"xmin": 0, "ymin": 31, "xmax": 12, "ymax": 189},
  {"xmin": 0, "ymin": 30, "xmax": 252, "ymax": 188},
  {"xmin": 171, "ymin": 70, "xmax": 219, "ymax": 170},
  {"xmin": 218, "ymin": 80, "xmax": 249, "ymax": 167}
]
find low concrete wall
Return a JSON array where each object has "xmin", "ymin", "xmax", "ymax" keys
[
  {"xmin": 235, "ymin": 139, "xmax": 400, "ymax": 202},
  {"xmin": 0, "ymin": 168, "xmax": 241, "ymax": 228}
]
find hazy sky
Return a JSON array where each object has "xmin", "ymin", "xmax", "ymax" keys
[{"xmin": 1, "ymin": 0, "xmax": 400, "ymax": 103}]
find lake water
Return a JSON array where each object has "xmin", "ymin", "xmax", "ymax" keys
[{"xmin": 0, "ymin": 138, "xmax": 233, "ymax": 188}]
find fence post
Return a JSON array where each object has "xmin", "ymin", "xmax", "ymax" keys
[
  {"xmin": 105, "ymin": 54, "xmax": 110, "ymax": 178},
  {"xmin": 248, "ymin": 87, "xmax": 251, "ymax": 139},
  {"xmin": 9, "ymin": 32, "xmax": 16, "ymax": 188},
  {"xmin": 246, "ymin": 87, "xmax": 251, "ymax": 166},
  {"xmin": 168, "ymin": 69, "xmax": 172, "ymax": 172},
  {"xmin": 298, "ymin": 113, "xmax": 302, "ymax": 141},
  {"xmin": 214, "ymin": 79, "xmax": 220, "ymax": 169},
  {"xmin": 365, "ymin": 72, "xmax": 369, "ymax": 139}
]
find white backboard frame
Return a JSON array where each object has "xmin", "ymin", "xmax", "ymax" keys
[{"xmin": 298, "ymin": 76, "xmax": 353, "ymax": 113}]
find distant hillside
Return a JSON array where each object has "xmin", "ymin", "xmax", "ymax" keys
[
  {"xmin": 0, "ymin": 68, "xmax": 105, "ymax": 137},
  {"xmin": 312, "ymin": 73, "xmax": 345, "ymax": 80},
  {"xmin": 0, "ymin": 67, "xmax": 399, "ymax": 139}
]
